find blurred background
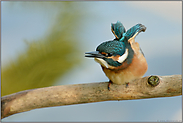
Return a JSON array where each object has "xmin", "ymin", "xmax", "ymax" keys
[{"xmin": 1, "ymin": 1, "xmax": 182, "ymax": 122}]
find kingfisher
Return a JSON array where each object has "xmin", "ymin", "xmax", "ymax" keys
[{"xmin": 85, "ymin": 21, "xmax": 148, "ymax": 90}]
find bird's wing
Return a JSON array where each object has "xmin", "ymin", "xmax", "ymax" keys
[
  {"xmin": 111, "ymin": 21, "xmax": 126, "ymax": 40},
  {"xmin": 124, "ymin": 24, "xmax": 146, "ymax": 40}
]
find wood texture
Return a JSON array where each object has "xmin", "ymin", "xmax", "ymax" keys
[{"xmin": 1, "ymin": 75, "xmax": 182, "ymax": 119}]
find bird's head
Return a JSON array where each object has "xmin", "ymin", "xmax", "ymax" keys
[{"xmin": 85, "ymin": 40, "xmax": 132, "ymax": 69}]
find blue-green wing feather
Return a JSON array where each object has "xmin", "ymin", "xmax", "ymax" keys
[
  {"xmin": 111, "ymin": 21, "xmax": 126, "ymax": 39},
  {"xmin": 120, "ymin": 24, "xmax": 146, "ymax": 42}
]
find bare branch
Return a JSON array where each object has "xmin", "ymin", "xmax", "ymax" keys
[{"xmin": 1, "ymin": 75, "xmax": 182, "ymax": 119}]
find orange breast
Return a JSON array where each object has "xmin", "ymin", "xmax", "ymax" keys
[{"xmin": 102, "ymin": 38, "xmax": 148, "ymax": 85}]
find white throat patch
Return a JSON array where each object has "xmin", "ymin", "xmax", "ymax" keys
[
  {"xmin": 117, "ymin": 48, "xmax": 129, "ymax": 63},
  {"xmin": 95, "ymin": 58, "xmax": 109, "ymax": 68}
]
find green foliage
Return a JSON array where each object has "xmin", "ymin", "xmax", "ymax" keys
[{"xmin": 2, "ymin": 2, "xmax": 84, "ymax": 96}]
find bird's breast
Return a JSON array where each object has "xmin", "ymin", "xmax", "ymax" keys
[
  {"xmin": 102, "ymin": 54, "xmax": 147, "ymax": 84},
  {"xmin": 102, "ymin": 39, "xmax": 148, "ymax": 85}
]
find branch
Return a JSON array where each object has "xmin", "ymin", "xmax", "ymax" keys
[{"xmin": 1, "ymin": 75, "xmax": 182, "ymax": 119}]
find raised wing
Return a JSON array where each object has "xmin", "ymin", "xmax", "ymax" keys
[
  {"xmin": 111, "ymin": 21, "xmax": 126, "ymax": 40},
  {"xmin": 120, "ymin": 24, "xmax": 146, "ymax": 42}
]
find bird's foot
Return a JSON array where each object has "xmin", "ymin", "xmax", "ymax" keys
[
  {"xmin": 108, "ymin": 80, "xmax": 113, "ymax": 91},
  {"xmin": 126, "ymin": 82, "xmax": 130, "ymax": 88}
]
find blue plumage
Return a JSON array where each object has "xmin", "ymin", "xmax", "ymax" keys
[
  {"xmin": 111, "ymin": 21, "xmax": 126, "ymax": 39},
  {"xmin": 120, "ymin": 24, "xmax": 146, "ymax": 42},
  {"xmin": 95, "ymin": 40, "xmax": 126, "ymax": 67},
  {"xmin": 96, "ymin": 40, "xmax": 125, "ymax": 56},
  {"xmin": 85, "ymin": 21, "xmax": 148, "ymax": 90},
  {"xmin": 85, "ymin": 21, "xmax": 146, "ymax": 68}
]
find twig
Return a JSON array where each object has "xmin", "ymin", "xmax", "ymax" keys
[{"xmin": 1, "ymin": 75, "xmax": 182, "ymax": 119}]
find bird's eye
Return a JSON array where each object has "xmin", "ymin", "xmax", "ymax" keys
[{"xmin": 107, "ymin": 53, "xmax": 113, "ymax": 57}]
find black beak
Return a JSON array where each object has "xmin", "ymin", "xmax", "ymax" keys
[{"xmin": 85, "ymin": 51, "xmax": 105, "ymax": 58}]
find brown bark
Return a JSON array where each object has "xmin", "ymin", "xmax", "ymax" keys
[{"xmin": 1, "ymin": 75, "xmax": 182, "ymax": 119}]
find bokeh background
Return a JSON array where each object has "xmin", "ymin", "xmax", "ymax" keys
[{"xmin": 1, "ymin": 1, "xmax": 182, "ymax": 122}]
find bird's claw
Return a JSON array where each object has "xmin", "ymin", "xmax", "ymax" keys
[
  {"xmin": 126, "ymin": 82, "xmax": 129, "ymax": 88},
  {"xmin": 108, "ymin": 80, "xmax": 113, "ymax": 91}
]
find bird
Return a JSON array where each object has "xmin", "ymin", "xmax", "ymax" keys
[{"xmin": 85, "ymin": 21, "xmax": 148, "ymax": 90}]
